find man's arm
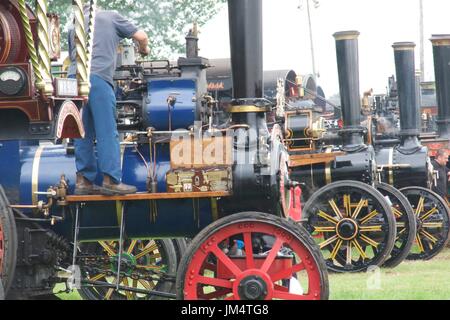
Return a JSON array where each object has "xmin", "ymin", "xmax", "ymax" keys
[{"xmin": 132, "ymin": 30, "xmax": 150, "ymax": 56}]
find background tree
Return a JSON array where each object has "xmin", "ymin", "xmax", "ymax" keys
[{"xmin": 28, "ymin": 0, "xmax": 226, "ymax": 58}]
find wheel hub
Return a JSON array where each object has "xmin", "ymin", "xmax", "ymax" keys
[
  {"xmin": 336, "ymin": 218, "xmax": 359, "ymax": 240},
  {"xmin": 237, "ymin": 275, "xmax": 268, "ymax": 300},
  {"xmin": 110, "ymin": 252, "xmax": 137, "ymax": 276}
]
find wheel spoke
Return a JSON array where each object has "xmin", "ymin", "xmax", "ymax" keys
[
  {"xmin": 274, "ymin": 284, "xmax": 290, "ymax": 292},
  {"xmin": 318, "ymin": 210, "xmax": 339, "ymax": 224},
  {"xmin": 329, "ymin": 239, "xmax": 343, "ymax": 260},
  {"xmin": 122, "ymin": 277, "xmax": 133, "ymax": 300},
  {"xmin": 273, "ymin": 290, "xmax": 312, "ymax": 300},
  {"xmin": 420, "ymin": 207, "xmax": 438, "ymax": 221},
  {"xmin": 319, "ymin": 235, "xmax": 339, "ymax": 249},
  {"xmin": 313, "ymin": 226, "xmax": 336, "ymax": 233},
  {"xmin": 343, "ymin": 194, "xmax": 352, "ymax": 217},
  {"xmin": 328, "ymin": 199, "xmax": 343, "ymax": 219},
  {"xmin": 261, "ymin": 238, "xmax": 284, "ymax": 273},
  {"xmin": 392, "ymin": 207, "xmax": 403, "ymax": 218},
  {"xmin": 127, "ymin": 240, "xmax": 138, "ymax": 254},
  {"xmin": 359, "ymin": 234, "xmax": 379, "ymax": 248},
  {"xmin": 420, "ymin": 230, "xmax": 438, "ymax": 244},
  {"xmin": 243, "ymin": 232, "xmax": 255, "ymax": 269},
  {"xmin": 346, "ymin": 241, "xmax": 352, "ymax": 266},
  {"xmin": 199, "ymin": 288, "xmax": 233, "ymax": 300},
  {"xmin": 351, "ymin": 199, "xmax": 366, "ymax": 219},
  {"xmin": 103, "ymin": 278, "xmax": 116, "ymax": 300},
  {"xmin": 270, "ymin": 262, "xmax": 306, "ymax": 282},
  {"xmin": 415, "ymin": 234, "xmax": 425, "ymax": 253},
  {"xmin": 89, "ymin": 273, "xmax": 106, "ymax": 282},
  {"xmin": 360, "ymin": 225, "xmax": 383, "ymax": 232},
  {"xmin": 360, "ymin": 210, "xmax": 379, "ymax": 225},
  {"xmin": 98, "ymin": 241, "xmax": 116, "ymax": 256},
  {"xmin": 138, "ymin": 279, "xmax": 155, "ymax": 291},
  {"xmin": 396, "ymin": 228, "xmax": 406, "ymax": 240},
  {"xmin": 210, "ymin": 245, "xmax": 242, "ymax": 277},
  {"xmin": 422, "ymin": 222, "xmax": 444, "ymax": 229},
  {"xmin": 351, "ymin": 240, "xmax": 368, "ymax": 259},
  {"xmin": 195, "ymin": 275, "xmax": 233, "ymax": 289},
  {"xmin": 132, "ymin": 279, "xmax": 138, "ymax": 299},
  {"xmin": 415, "ymin": 197, "xmax": 425, "ymax": 216},
  {"xmin": 135, "ymin": 243, "xmax": 158, "ymax": 260},
  {"xmin": 135, "ymin": 264, "xmax": 165, "ymax": 271}
]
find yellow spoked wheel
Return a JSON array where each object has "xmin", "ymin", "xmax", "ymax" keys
[
  {"xmin": 78, "ymin": 239, "xmax": 177, "ymax": 300},
  {"xmin": 400, "ymin": 187, "xmax": 450, "ymax": 260},
  {"xmin": 303, "ymin": 181, "xmax": 396, "ymax": 273}
]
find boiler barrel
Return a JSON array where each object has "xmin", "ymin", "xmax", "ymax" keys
[
  {"xmin": 375, "ymin": 147, "xmax": 429, "ymax": 189},
  {"xmin": 17, "ymin": 144, "xmax": 216, "ymax": 240}
]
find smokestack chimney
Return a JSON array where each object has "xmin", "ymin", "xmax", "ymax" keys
[
  {"xmin": 431, "ymin": 35, "xmax": 450, "ymax": 139},
  {"xmin": 392, "ymin": 42, "xmax": 421, "ymax": 151},
  {"xmin": 333, "ymin": 31, "xmax": 364, "ymax": 148},
  {"xmin": 228, "ymin": 0, "xmax": 263, "ymax": 100}
]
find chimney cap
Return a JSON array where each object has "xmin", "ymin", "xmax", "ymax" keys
[
  {"xmin": 333, "ymin": 31, "xmax": 360, "ymax": 41},
  {"xmin": 392, "ymin": 42, "xmax": 416, "ymax": 51},
  {"xmin": 430, "ymin": 34, "xmax": 450, "ymax": 46}
]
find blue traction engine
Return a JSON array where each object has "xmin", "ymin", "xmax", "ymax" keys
[{"xmin": 0, "ymin": 0, "xmax": 329, "ymax": 300}]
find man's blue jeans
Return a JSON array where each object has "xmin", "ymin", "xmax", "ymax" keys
[{"xmin": 74, "ymin": 75, "xmax": 122, "ymax": 183}]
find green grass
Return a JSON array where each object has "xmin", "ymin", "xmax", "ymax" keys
[
  {"xmin": 55, "ymin": 249, "xmax": 450, "ymax": 300},
  {"xmin": 329, "ymin": 249, "xmax": 450, "ymax": 300}
]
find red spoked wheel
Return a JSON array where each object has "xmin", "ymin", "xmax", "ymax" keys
[{"xmin": 176, "ymin": 212, "xmax": 329, "ymax": 300}]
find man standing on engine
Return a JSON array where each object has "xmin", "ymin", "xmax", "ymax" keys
[{"xmin": 68, "ymin": 5, "xmax": 149, "ymax": 195}]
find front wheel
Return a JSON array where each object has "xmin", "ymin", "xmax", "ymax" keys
[
  {"xmin": 176, "ymin": 212, "xmax": 329, "ymax": 300},
  {"xmin": 302, "ymin": 181, "xmax": 396, "ymax": 273}
]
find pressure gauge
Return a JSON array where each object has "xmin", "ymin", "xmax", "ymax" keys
[{"xmin": 0, "ymin": 67, "xmax": 26, "ymax": 96}]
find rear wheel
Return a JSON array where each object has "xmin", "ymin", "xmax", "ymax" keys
[
  {"xmin": 176, "ymin": 212, "xmax": 329, "ymax": 300},
  {"xmin": 303, "ymin": 181, "xmax": 396, "ymax": 273},
  {"xmin": 78, "ymin": 239, "xmax": 177, "ymax": 300},
  {"xmin": 400, "ymin": 187, "xmax": 450, "ymax": 260}
]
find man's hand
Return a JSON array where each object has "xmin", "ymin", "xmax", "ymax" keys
[
  {"xmin": 139, "ymin": 46, "xmax": 150, "ymax": 56},
  {"xmin": 132, "ymin": 30, "xmax": 150, "ymax": 57}
]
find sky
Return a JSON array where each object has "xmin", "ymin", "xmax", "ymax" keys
[{"xmin": 196, "ymin": 0, "xmax": 450, "ymax": 97}]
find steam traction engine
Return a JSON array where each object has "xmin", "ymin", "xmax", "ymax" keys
[
  {"xmin": 276, "ymin": 31, "xmax": 415, "ymax": 272},
  {"xmin": 374, "ymin": 42, "xmax": 450, "ymax": 261},
  {"xmin": 0, "ymin": 0, "xmax": 330, "ymax": 300}
]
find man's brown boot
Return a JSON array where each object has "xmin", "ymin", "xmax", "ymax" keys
[
  {"xmin": 74, "ymin": 173, "xmax": 98, "ymax": 195},
  {"xmin": 101, "ymin": 175, "xmax": 137, "ymax": 196}
]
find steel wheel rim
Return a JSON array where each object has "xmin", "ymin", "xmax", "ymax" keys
[
  {"xmin": 80, "ymin": 239, "xmax": 169, "ymax": 300},
  {"xmin": 0, "ymin": 220, "xmax": 4, "ymax": 276},
  {"xmin": 376, "ymin": 183, "xmax": 416, "ymax": 267},
  {"xmin": 182, "ymin": 221, "xmax": 324, "ymax": 300},
  {"xmin": 401, "ymin": 188, "xmax": 450, "ymax": 260},
  {"xmin": 305, "ymin": 185, "xmax": 394, "ymax": 272}
]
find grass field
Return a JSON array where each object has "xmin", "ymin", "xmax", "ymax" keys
[{"xmin": 56, "ymin": 249, "xmax": 450, "ymax": 300}]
